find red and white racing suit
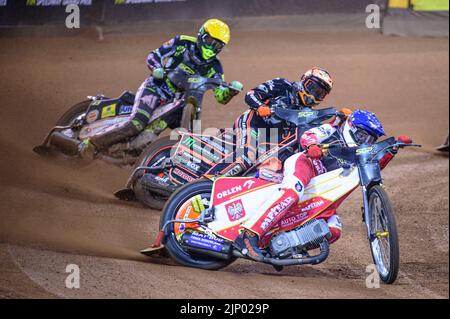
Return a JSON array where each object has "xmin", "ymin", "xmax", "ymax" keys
[{"xmin": 242, "ymin": 120, "xmax": 395, "ymax": 244}]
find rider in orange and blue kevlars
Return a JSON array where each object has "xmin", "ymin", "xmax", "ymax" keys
[
  {"xmin": 79, "ymin": 19, "xmax": 242, "ymax": 159},
  {"xmin": 226, "ymin": 67, "xmax": 334, "ymax": 176},
  {"xmin": 234, "ymin": 109, "xmax": 413, "ymax": 261}
]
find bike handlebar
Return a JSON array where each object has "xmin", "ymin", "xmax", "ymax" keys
[
  {"xmin": 165, "ymin": 69, "xmax": 240, "ymax": 92},
  {"xmin": 367, "ymin": 142, "xmax": 421, "ymax": 162},
  {"xmin": 322, "ymin": 140, "xmax": 421, "ymax": 164}
]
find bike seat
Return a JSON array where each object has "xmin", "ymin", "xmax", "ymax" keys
[{"xmin": 118, "ymin": 91, "xmax": 136, "ymax": 105}]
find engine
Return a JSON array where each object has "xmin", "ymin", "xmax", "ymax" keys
[{"xmin": 269, "ymin": 219, "xmax": 332, "ymax": 259}]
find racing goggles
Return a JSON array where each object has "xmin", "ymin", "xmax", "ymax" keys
[
  {"xmin": 304, "ymin": 78, "xmax": 329, "ymax": 101},
  {"xmin": 200, "ymin": 33, "xmax": 225, "ymax": 53},
  {"xmin": 350, "ymin": 125, "xmax": 377, "ymax": 145}
]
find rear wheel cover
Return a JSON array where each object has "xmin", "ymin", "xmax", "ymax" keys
[{"xmin": 56, "ymin": 100, "xmax": 91, "ymax": 126}]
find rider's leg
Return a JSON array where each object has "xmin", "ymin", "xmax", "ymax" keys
[
  {"xmin": 235, "ymin": 153, "xmax": 316, "ymax": 260},
  {"xmin": 79, "ymin": 78, "xmax": 161, "ymax": 159}
]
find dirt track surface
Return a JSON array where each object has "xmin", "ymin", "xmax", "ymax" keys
[{"xmin": 0, "ymin": 29, "xmax": 448, "ymax": 298}]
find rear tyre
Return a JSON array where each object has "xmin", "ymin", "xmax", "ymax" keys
[
  {"xmin": 133, "ymin": 136, "xmax": 178, "ymax": 210},
  {"xmin": 161, "ymin": 179, "xmax": 235, "ymax": 270},
  {"xmin": 368, "ymin": 185, "xmax": 399, "ymax": 284}
]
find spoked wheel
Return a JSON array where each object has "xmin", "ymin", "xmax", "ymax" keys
[
  {"xmin": 161, "ymin": 179, "xmax": 235, "ymax": 270},
  {"xmin": 133, "ymin": 136, "xmax": 178, "ymax": 210},
  {"xmin": 368, "ymin": 185, "xmax": 399, "ymax": 284}
]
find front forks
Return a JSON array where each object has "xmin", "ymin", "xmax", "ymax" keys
[{"xmin": 361, "ymin": 186, "xmax": 373, "ymax": 241}]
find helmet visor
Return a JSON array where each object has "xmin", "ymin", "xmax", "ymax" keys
[
  {"xmin": 304, "ymin": 78, "xmax": 329, "ymax": 101},
  {"xmin": 201, "ymin": 33, "xmax": 225, "ymax": 53},
  {"xmin": 351, "ymin": 126, "xmax": 377, "ymax": 144}
]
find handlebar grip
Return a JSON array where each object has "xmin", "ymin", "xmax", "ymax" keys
[
  {"xmin": 397, "ymin": 143, "xmax": 422, "ymax": 148},
  {"xmin": 321, "ymin": 143, "xmax": 340, "ymax": 150}
]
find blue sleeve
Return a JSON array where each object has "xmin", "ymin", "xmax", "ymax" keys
[{"xmin": 147, "ymin": 36, "xmax": 179, "ymax": 70}]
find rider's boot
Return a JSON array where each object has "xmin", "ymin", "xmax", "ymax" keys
[
  {"xmin": 78, "ymin": 120, "xmax": 143, "ymax": 160},
  {"xmin": 234, "ymin": 229, "xmax": 265, "ymax": 261}
]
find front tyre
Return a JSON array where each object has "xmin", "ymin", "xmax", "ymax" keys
[
  {"xmin": 161, "ymin": 179, "xmax": 235, "ymax": 270},
  {"xmin": 368, "ymin": 185, "xmax": 399, "ymax": 284}
]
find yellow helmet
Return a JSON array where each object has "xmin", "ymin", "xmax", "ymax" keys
[{"xmin": 197, "ymin": 19, "xmax": 230, "ymax": 60}]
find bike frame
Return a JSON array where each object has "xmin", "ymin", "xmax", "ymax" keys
[{"xmin": 326, "ymin": 138, "xmax": 421, "ymax": 242}]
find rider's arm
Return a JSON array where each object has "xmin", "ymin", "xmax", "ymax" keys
[
  {"xmin": 147, "ymin": 36, "xmax": 179, "ymax": 71},
  {"xmin": 379, "ymin": 152, "xmax": 395, "ymax": 170},
  {"xmin": 245, "ymin": 78, "xmax": 291, "ymax": 110},
  {"xmin": 300, "ymin": 124, "xmax": 337, "ymax": 150},
  {"xmin": 210, "ymin": 61, "xmax": 240, "ymax": 105},
  {"xmin": 379, "ymin": 135, "xmax": 412, "ymax": 170}
]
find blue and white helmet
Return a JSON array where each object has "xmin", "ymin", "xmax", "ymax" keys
[{"xmin": 342, "ymin": 110, "xmax": 385, "ymax": 147}]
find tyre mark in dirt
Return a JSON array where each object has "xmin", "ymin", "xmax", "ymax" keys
[
  {"xmin": 398, "ymin": 270, "xmax": 445, "ymax": 299},
  {"xmin": 4, "ymin": 244, "xmax": 57, "ymax": 298}
]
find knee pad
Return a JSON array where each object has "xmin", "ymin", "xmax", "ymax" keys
[{"xmin": 130, "ymin": 119, "xmax": 147, "ymax": 132}]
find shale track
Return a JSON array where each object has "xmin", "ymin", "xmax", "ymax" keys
[{"xmin": 0, "ymin": 29, "xmax": 448, "ymax": 298}]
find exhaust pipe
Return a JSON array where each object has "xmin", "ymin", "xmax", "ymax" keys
[
  {"xmin": 180, "ymin": 231, "xmax": 233, "ymax": 261},
  {"xmin": 232, "ymin": 241, "xmax": 330, "ymax": 266},
  {"xmin": 181, "ymin": 229, "xmax": 329, "ymax": 265}
]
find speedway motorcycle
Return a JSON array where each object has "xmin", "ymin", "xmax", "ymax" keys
[
  {"xmin": 141, "ymin": 138, "xmax": 420, "ymax": 284},
  {"xmin": 115, "ymin": 105, "xmax": 339, "ymax": 209},
  {"xmin": 33, "ymin": 69, "xmax": 241, "ymax": 166}
]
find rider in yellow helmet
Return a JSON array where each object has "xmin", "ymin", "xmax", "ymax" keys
[
  {"xmin": 197, "ymin": 18, "xmax": 231, "ymax": 60},
  {"xmin": 79, "ymin": 19, "xmax": 242, "ymax": 159}
]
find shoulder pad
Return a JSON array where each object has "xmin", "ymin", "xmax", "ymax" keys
[
  {"xmin": 270, "ymin": 77, "xmax": 286, "ymax": 85},
  {"xmin": 274, "ymin": 77, "xmax": 291, "ymax": 85}
]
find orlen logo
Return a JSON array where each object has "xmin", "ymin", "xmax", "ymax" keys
[
  {"xmin": 216, "ymin": 185, "xmax": 243, "ymax": 200},
  {"xmin": 243, "ymin": 180, "xmax": 255, "ymax": 190},
  {"xmin": 300, "ymin": 199, "xmax": 325, "ymax": 213}
]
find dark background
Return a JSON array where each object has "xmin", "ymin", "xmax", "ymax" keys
[{"xmin": 0, "ymin": 0, "xmax": 386, "ymax": 26}]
